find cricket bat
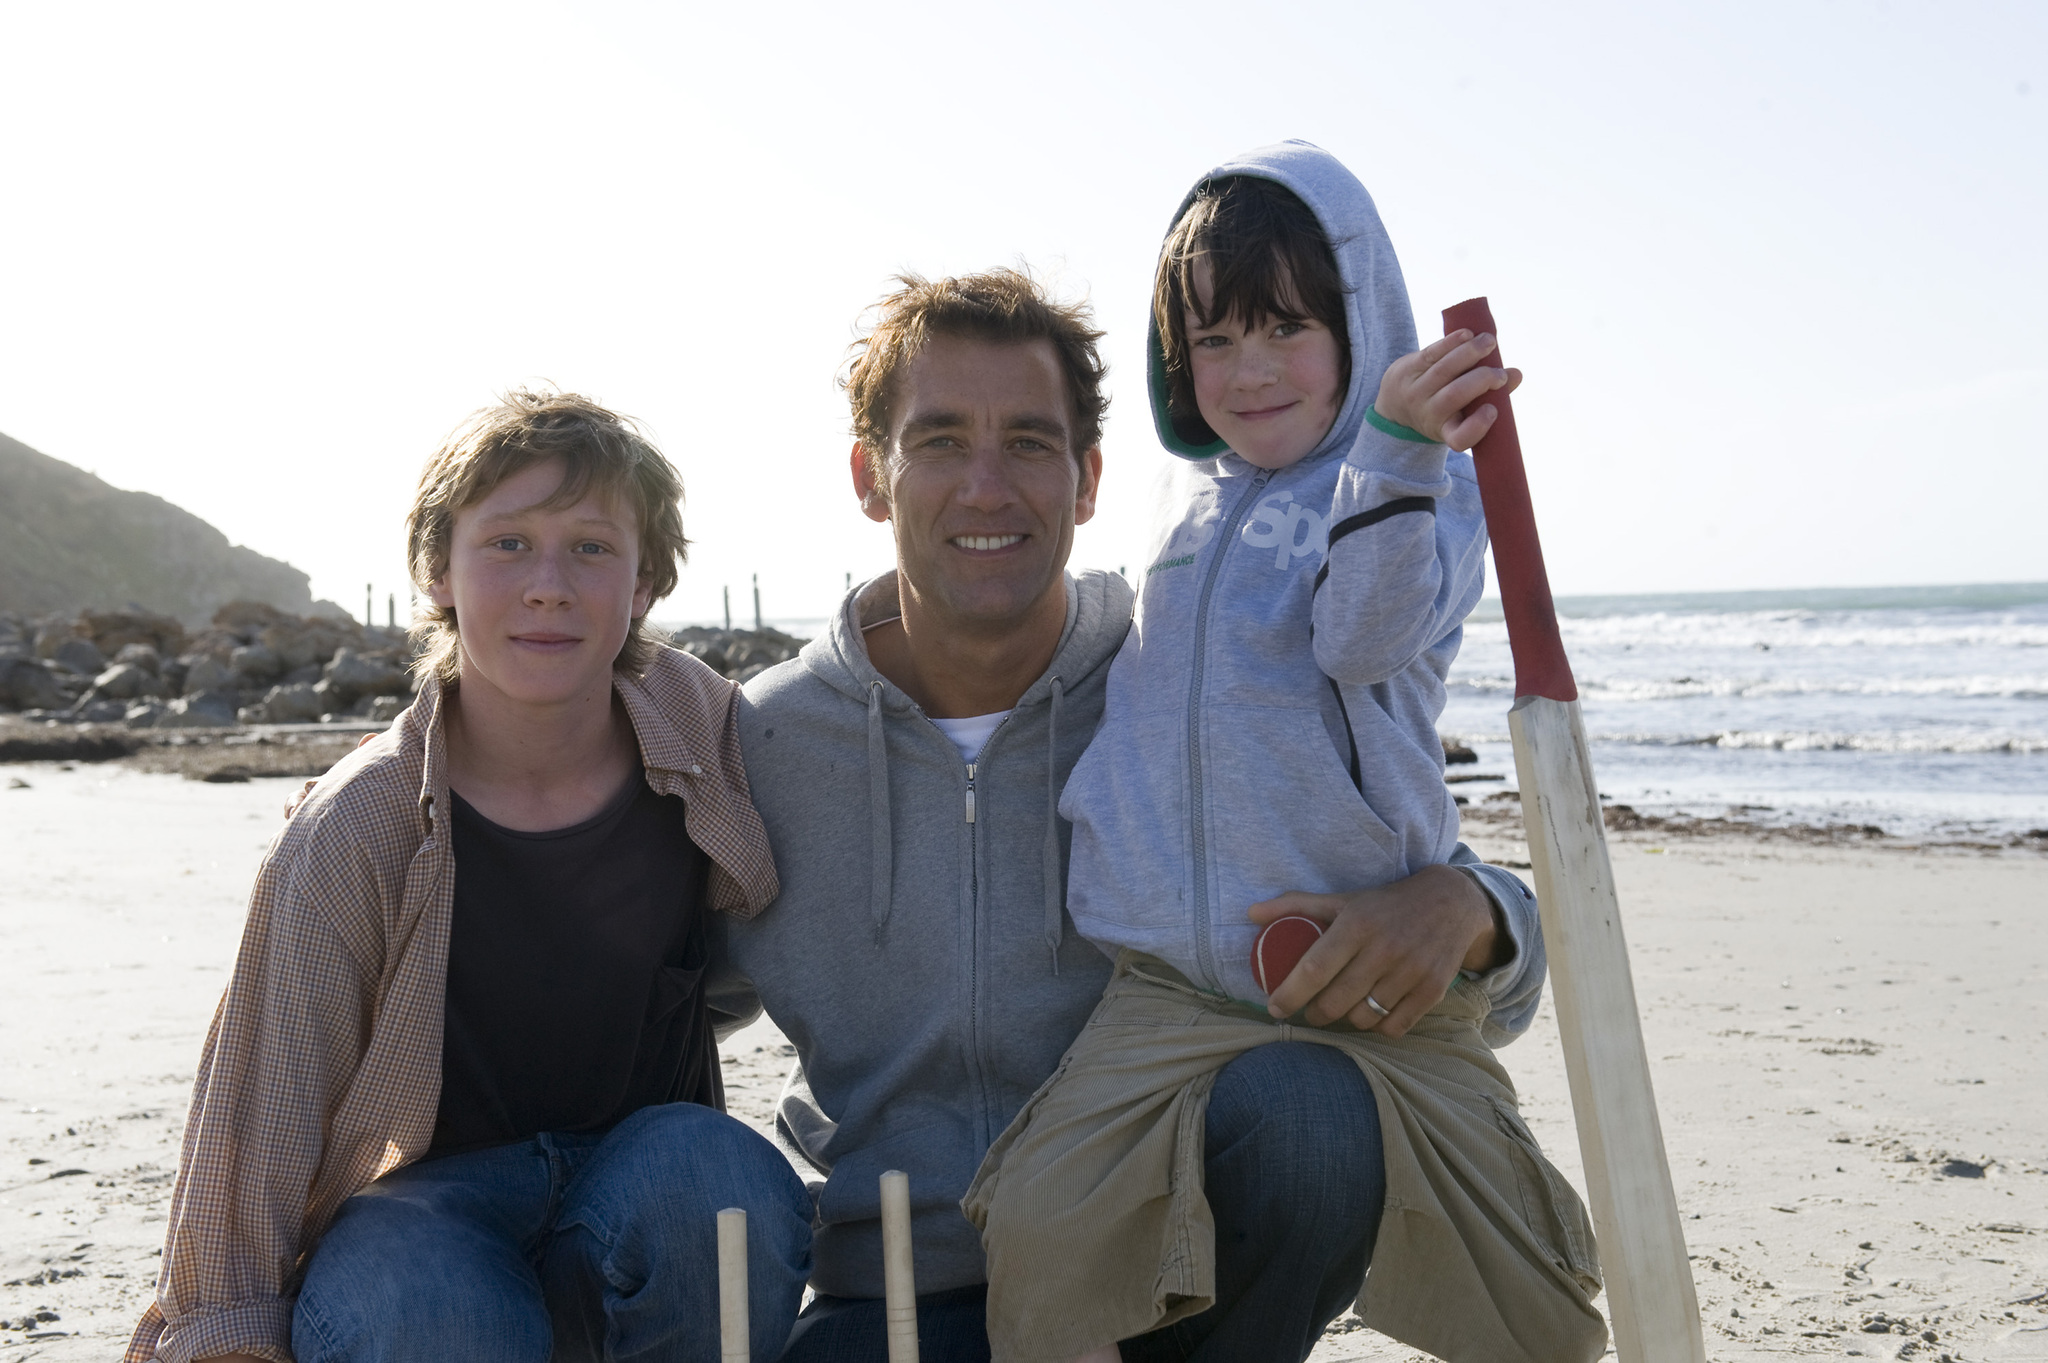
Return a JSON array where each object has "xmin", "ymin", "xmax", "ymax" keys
[{"xmin": 1443, "ymin": 297, "xmax": 1706, "ymax": 1363}]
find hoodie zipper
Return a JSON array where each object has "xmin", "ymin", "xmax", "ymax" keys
[
  {"xmin": 1186, "ymin": 466, "xmax": 1273, "ymax": 990},
  {"xmin": 954, "ymin": 717, "xmax": 1012, "ymax": 1144}
]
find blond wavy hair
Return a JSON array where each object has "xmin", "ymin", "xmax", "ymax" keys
[{"xmin": 407, "ymin": 389, "xmax": 687, "ymax": 688}]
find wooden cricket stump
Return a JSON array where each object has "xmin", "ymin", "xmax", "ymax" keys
[
  {"xmin": 1444, "ymin": 298, "xmax": 1707, "ymax": 1363},
  {"xmin": 718, "ymin": 1206, "xmax": 749, "ymax": 1363},
  {"xmin": 880, "ymin": 1169, "xmax": 919, "ymax": 1363}
]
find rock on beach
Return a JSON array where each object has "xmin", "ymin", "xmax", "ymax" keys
[
  {"xmin": 667, "ymin": 625, "xmax": 807, "ymax": 683},
  {"xmin": 0, "ymin": 613, "xmax": 820, "ymax": 737},
  {"xmin": 0, "ymin": 601, "xmax": 418, "ymax": 731}
]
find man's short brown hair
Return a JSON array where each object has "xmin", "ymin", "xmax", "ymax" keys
[
  {"xmin": 843, "ymin": 268, "xmax": 1109, "ymax": 480},
  {"xmin": 1153, "ymin": 176, "xmax": 1351, "ymax": 449},
  {"xmin": 407, "ymin": 389, "xmax": 687, "ymax": 687}
]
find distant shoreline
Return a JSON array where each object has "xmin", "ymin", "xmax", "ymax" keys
[
  {"xmin": 648, "ymin": 580, "xmax": 2048, "ymax": 635},
  {"xmin": 1466, "ymin": 579, "xmax": 2048, "ymax": 621}
]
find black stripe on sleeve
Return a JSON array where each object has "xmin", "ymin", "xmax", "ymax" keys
[{"xmin": 1312, "ymin": 496, "xmax": 1436, "ymax": 593}]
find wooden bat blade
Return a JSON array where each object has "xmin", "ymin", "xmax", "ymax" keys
[{"xmin": 1509, "ymin": 694, "xmax": 1705, "ymax": 1363}]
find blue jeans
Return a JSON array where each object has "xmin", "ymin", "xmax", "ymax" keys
[
  {"xmin": 293, "ymin": 1102, "xmax": 813, "ymax": 1363},
  {"xmin": 780, "ymin": 1042, "xmax": 1385, "ymax": 1363}
]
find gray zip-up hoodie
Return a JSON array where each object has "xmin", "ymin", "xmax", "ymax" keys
[
  {"xmin": 1061, "ymin": 140, "xmax": 1545, "ymax": 1018},
  {"xmin": 724, "ymin": 569, "xmax": 1132, "ymax": 1299}
]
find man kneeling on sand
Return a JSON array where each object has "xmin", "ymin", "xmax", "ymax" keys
[{"xmin": 127, "ymin": 392, "xmax": 812, "ymax": 1363}]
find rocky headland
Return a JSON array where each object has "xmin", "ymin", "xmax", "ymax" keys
[{"xmin": 0, "ymin": 431, "xmax": 326, "ymax": 627}]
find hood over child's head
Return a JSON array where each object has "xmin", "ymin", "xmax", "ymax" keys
[
  {"xmin": 1147, "ymin": 140, "xmax": 1420, "ymax": 464},
  {"xmin": 1153, "ymin": 176, "xmax": 1352, "ymax": 452}
]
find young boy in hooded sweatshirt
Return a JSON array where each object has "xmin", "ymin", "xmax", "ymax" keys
[{"xmin": 964, "ymin": 142, "xmax": 1607, "ymax": 1363}]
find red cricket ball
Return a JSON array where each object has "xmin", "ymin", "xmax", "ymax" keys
[{"xmin": 1250, "ymin": 916, "xmax": 1325, "ymax": 996}]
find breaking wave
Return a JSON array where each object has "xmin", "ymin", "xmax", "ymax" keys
[
  {"xmin": 1448, "ymin": 674, "xmax": 2048, "ymax": 702},
  {"xmin": 1595, "ymin": 729, "xmax": 2048, "ymax": 755},
  {"xmin": 1462, "ymin": 611, "xmax": 2048, "ymax": 653},
  {"xmin": 1440, "ymin": 590, "xmax": 2048, "ymax": 834}
]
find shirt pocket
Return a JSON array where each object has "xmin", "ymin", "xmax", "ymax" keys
[
  {"xmin": 647, "ymin": 962, "xmax": 707, "ymax": 1022},
  {"xmin": 629, "ymin": 963, "xmax": 714, "ymax": 1107}
]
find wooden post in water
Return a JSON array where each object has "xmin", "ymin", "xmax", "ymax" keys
[
  {"xmin": 1444, "ymin": 297, "xmax": 1705, "ymax": 1363},
  {"xmin": 718, "ymin": 1207, "xmax": 748, "ymax": 1362},
  {"xmin": 880, "ymin": 1170, "xmax": 919, "ymax": 1363}
]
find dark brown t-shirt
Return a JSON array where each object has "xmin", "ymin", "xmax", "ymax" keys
[{"xmin": 430, "ymin": 770, "xmax": 716, "ymax": 1156}]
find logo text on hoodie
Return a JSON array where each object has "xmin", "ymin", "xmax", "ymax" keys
[
  {"xmin": 1241, "ymin": 495, "xmax": 1329, "ymax": 570},
  {"xmin": 1146, "ymin": 493, "xmax": 1221, "ymax": 577}
]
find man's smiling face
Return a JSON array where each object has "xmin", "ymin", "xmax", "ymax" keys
[{"xmin": 857, "ymin": 335, "xmax": 1101, "ymax": 635}]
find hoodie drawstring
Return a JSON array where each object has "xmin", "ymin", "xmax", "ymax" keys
[
  {"xmin": 868, "ymin": 680, "xmax": 893, "ymax": 941},
  {"xmin": 1042, "ymin": 676, "xmax": 1064, "ymax": 970},
  {"xmin": 868, "ymin": 670, "xmax": 1067, "ymax": 970}
]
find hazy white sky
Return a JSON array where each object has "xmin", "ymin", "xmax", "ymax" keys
[{"xmin": 2, "ymin": 0, "xmax": 2042, "ymax": 624}]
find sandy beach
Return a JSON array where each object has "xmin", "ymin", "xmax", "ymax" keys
[{"xmin": 2, "ymin": 762, "xmax": 2043, "ymax": 1361}]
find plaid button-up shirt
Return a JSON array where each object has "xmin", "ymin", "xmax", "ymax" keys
[{"xmin": 127, "ymin": 648, "xmax": 780, "ymax": 1363}]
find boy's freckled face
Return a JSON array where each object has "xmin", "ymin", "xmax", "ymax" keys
[
  {"xmin": 1185, "ymin": 261, "xmax": 1344, "ymax": 471},
  {"xmin": 428, "ymin": 458, "xmax": 651, "ymax": 706}
]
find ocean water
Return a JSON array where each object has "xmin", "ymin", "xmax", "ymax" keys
[
  {"xmin": 1442, "ymin": 583, "xmax": 2048, "ymax": 842},
  {"xmin": 667, "ymin": 582, "xmax": 2048, "ymax": 844}
]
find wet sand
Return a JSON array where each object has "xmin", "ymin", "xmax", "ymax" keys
[{"xmin": 2, "ymin": 764, "xmax": 2043, "ymax": 1360}]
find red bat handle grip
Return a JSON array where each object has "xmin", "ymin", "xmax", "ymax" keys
[{"xmin": 1441, "ymin": 297, "xmax": 1577, "ymax": 703}]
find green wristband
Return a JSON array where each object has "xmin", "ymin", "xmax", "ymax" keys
[{"xmin": 1365, "ymin": 406, "xmax": 1437, "ymax": 444}]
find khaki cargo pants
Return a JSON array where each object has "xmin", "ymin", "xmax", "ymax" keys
[{"xmin": 962, "ymin": 952, "xmax": 1607, "ymax": 1363}]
